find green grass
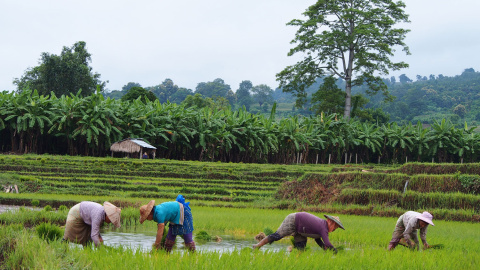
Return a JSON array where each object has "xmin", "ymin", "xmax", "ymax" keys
[{"xmin": 1, "ymin": 209, "xmax": 479, "ymax": 269}]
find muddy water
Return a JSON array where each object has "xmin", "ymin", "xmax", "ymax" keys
[
  {"xmin": 0, "ymin": 204, "xmax": 38, "ymax": 213},
  {"xmin": 101, "ymin": 230, "xmax": 295, "ymax": 253},
  {"xmin": 0, "ymin": 205, "xmax": 316, "ymax": 253}
]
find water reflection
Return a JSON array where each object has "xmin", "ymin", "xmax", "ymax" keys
[
  {"xmin": 0, "ymin": 204, "xmax": 38, "ymax": 213},
  {"xmin": 101, "ymin": 230, "xmax": 295, "ymax": 253}
]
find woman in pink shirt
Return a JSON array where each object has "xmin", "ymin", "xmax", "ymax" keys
[{"xmin": 63, "ymin": 201, "xmax": 121, "ymax": 246}]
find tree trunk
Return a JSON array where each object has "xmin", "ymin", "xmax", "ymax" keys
[{"xmin": 344, "ymin": 79, "xmax": 352, "ymax": 119}]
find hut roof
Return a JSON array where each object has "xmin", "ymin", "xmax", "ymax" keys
[{"xmin": 110, "ymin": 138, "xmax": 156, "ymax": 153}]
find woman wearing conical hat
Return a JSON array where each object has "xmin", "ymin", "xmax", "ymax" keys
[
  {"xmin": 63, "ymin": 201, "xmax": 121, "ymax": 247},
  {"xmin": 253, "ymin": 212, "xmax": 344, "ymax": 253},
  {"xmin": 387, "ymin": 211, "xmax": 434, "ymax": 251},
  {"xmin": 139, "ymin": 195, "xmax": 195, "ymax": 252}
]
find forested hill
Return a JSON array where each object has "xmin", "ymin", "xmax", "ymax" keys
[
  {"xmin": 102, "ymin": 69, "xmax": 480, "ymax": 125},
  {"xmin": 364, "ymin": 69, "xmax": 480, "ymax": 125}
]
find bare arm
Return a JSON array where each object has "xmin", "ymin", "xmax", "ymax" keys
[{"xmin": 154, "ymin": 223, "xmax": 165, "ymax": 249}]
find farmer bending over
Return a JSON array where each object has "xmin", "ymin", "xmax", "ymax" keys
[
  {"xmin": 63, "ymin": 201, "xmax": 121, "ymax": 246},
  {"xmin": 253, "ymin": 212, "xmax": 344, "ymax": 253},
  {"xmin": 139, "ymin": 195, "xmax": 195, "ymax": 252},
  {"xmin": 387, "ymin": 211, "xmax": 434, "ymax": 251}
]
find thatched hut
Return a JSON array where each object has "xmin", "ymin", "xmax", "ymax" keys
[{"xmin": 110, "ymin": 138, "xmax": 156, "ymax": 159}]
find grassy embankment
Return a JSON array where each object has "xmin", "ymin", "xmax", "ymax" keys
[{"xmin": 1, "ymin": 154, "xmax": 479, "ymax": 222}]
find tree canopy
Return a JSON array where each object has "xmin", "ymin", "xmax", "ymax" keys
[
  {"xmin": 236, "ymin": 80, "xmax": 253, "ymax": 110},
  {"xmin": 13, "ymin": 41, "xmax": 106, "ymax": 97},
  {"xmin": 251, "ymin": 84, "xmax": 274, "ymax": 107},
  {"xmin": 311, "ymin": 76, "xmax": 344, "ymax": 115},
  {"xmin": 277, "ymin": 0, "xmax": 410, "ymax": 119},
  {"xmin": 121, "ymin": 86, "xmax": 157, "ymax": 102},
  {"xmin": 195, "ymin": 78, "xmax": 231, "ymax": 98},
  {"xmin": 148, "ymin": 79, "xmax": 181, "ymax": 103}
]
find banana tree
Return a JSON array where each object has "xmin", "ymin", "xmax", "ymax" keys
[
  {"xmin": 72, "ymin": 90, "xmax": 122, "ymax": 155},
  {"xmin": 381, "ymin": 122, "xmax": 414, "ymax": 163},
  {"xmin": 354, "ymin": 122, "xmax": 382, "ymax": 163},
  {"xmin": 428, "ymin": 119, "xmax": 458, "ymax": 162},
  {"xmin": 48, "ymin": 90, "xmax": 86, "ymax": 155},
  {"xmin": 452, "ymin": 123, "xmax": 480, "ymax": 163},
  {"xmin": 3, "ymin": 90, "xmax": 53, "ymax": 153}
]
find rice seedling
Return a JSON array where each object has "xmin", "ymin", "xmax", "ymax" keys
[
  {"xmin": 196, "ymin": 230, "xmax": 212, "ymax": 241},
  {"xmin": 35, "ymin": 222, "xmax": 63, "ymax": 242}
]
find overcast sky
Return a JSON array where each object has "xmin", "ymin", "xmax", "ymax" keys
[{"xmin": 1, "ymin": 0, "xmax": 479, "ymax": 92}]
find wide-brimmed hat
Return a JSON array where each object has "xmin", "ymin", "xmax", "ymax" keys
[
  {"xmin": 416, "ymin": 211, "xmax": 434, "ymax": 226},
  {"xmin": 103, "ymin": 202, "xmax": 121, "ymax": 228},
  {"xmin": 324, "ymin": 215, "xmax": 345, "ymax": 230},
  {"xmin": 139, "ymin": 200, "xmax": 155, "ymax": 224}
]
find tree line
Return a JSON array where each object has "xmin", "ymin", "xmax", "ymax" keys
[{"xmin": 2, "ymin": 89, "xmax": 480, "ymax": 164}]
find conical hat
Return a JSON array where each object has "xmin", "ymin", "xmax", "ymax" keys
[
  {"xmin": 103, "ymin": 201, "xmax": 121, "ymax": 228},
  {"xmin": 139, "ymin": 200, "xmax": 155, "ymax": 224},
  {"xmin": 324, "ymin": 215, "xmax": 345, "ymax": 230}
]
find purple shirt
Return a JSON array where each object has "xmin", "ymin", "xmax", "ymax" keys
[
  {"xmin": 295, "ymin": 212, "xmax": 334, "ymax": 249},
  {"xmin": 79, "ymin": 201, "xmax": 105, "ymax": 246}
]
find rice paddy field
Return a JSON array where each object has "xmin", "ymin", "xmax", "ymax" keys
[{"xmin": 0, "ymin": 154, "xmax": 479, "ymax": 269}]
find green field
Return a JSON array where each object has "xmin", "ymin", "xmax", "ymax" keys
[{"xmin": 0, "ymin": 154, "xmax": 479, "ymax": 269}]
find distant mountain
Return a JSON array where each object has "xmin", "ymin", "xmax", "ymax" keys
[{"xmin": 362, "ymin": 69, "xmax": 480, "ymax": 125}]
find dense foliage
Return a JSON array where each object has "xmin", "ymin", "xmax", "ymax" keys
[
  {"xmin": 366, "ymin": 69, "xmax": 480, "ymax": 125},
  {"xmin": 3, "ymin": 90, "xmax": 480, "ymax": 163},
  {"xmin": 277, "ymin": 0, "xmax": 410, "ymax": 118},
  {"xmin": 13, "ymin": 41, "xmax": 106, "ymax": 97}
]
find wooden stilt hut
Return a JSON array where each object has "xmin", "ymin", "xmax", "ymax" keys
[{"xmin": 110, "ymin": 138, "xmax": 156, "ymax": 159}]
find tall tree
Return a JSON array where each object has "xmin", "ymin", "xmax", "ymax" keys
[
  {"xmin": 251, "ymin": 84, "xmax": 274, "ymax": 107},
  {"xmin": 277, "ymin": 0, "xmax": 410, "ymax": 119},
  {"xmin": 14, "ymin": 41, "xmax": 106, "ymax": 97},
  {"xmin": 122, "ymin": 82, "xmax": 142, "ymax": 91},
  {"xmin": 121, "ymin": 87, "xmax": 158, "ymax": 102},
  {"xmin": 195, "ymin": 78, "xmax": 231, "ymax": 98},
  {"xmin": 169, "ymin": 87, "xmax": 193, "ymax": 104},
  {"xmin": 149, "ymin": 79, "xmax": 180, "ymax": 103},
  {"xmin": 399, "ymin": 74, "xmax": 412, "ymax": 84},
  {"xmin": 236, "ymin": 80, "xmax": 253, "ymax": 110}
]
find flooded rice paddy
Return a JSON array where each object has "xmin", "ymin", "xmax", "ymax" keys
[
  {"xmin": 101, "ymin": 229, "xmax": 297, "ymax": 253},
  {"xmin": 0, "ymin": 204, "xmax": 38, "ymax": 213}
]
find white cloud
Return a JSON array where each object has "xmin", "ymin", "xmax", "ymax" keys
[{"xmin": 1, "ymin": 0, "xmax": 479, "ymax": 92}]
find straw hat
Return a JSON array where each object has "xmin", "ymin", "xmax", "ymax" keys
[
  {"xmin": 139, "ymin": 200, "xmax": 155, "ymax": 224},
  {"xmin": 324, "ymin": 215, "xmax": 345, "ymax": 230},
  {"xmin": 103, "ymin": 202, "xmax": 121, "ymax": 228},
  {"xmin": 416, "ymin": 211, "xmax": 434, "ymax": 226}
]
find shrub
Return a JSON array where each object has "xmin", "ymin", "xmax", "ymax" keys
[
  {"xmin": 31, "ymin": 200, "xmax": 40, "ymax": 207},
  {"xmin": 58, "ymin": 205, "xmax": 68, "ymax": 211},
  {"xmin": 43, "ymin": 205, "xmax": 53, "ymax": 212},
  {"xmin": 35, "ymin": 222, "xmax": 63, "ymax": 242}
]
